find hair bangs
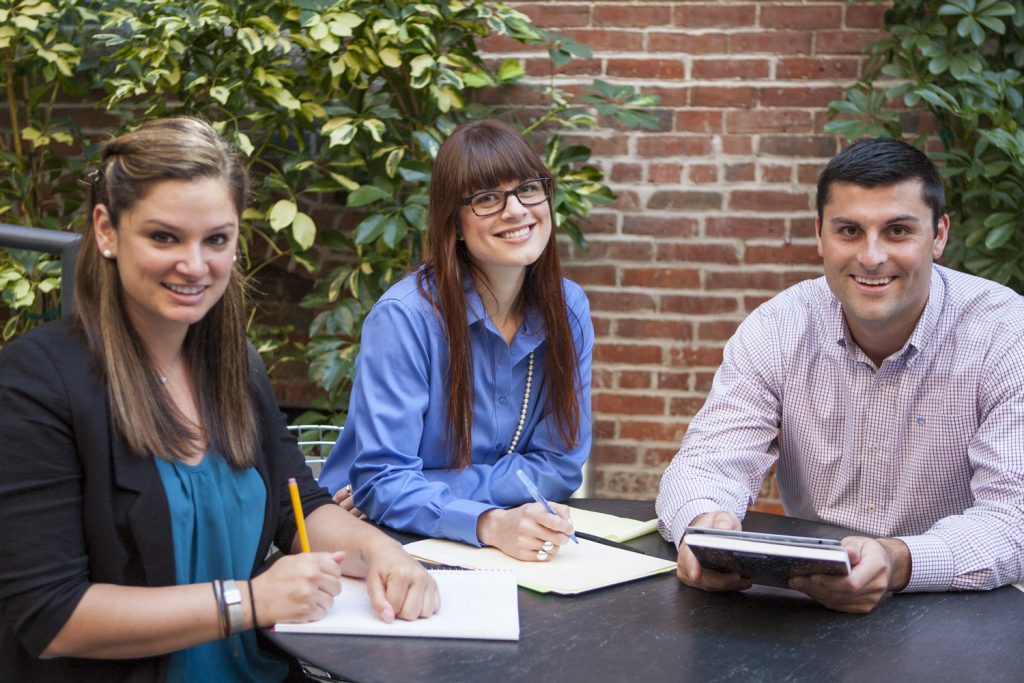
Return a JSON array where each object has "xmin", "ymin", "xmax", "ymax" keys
[{"xmin": 450, "ymin": 125, "xmax": 549, "ymax": 197}]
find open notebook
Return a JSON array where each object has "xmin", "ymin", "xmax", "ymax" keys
[
  {"xmin": 274, "ymin": 569, "xmax": 519, "ymax": 640},
  {"xmin": 570, "ymin": 508, "xmax": 659, "ymax": 543},
  {"xmin": 404, "ymin": 537, "xmax": 676, "ymax": 595}
]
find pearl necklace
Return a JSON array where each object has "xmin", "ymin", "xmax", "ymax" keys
[{"xmin": 505, "ymin": 351, "xmax": 534, "ymax": 455}]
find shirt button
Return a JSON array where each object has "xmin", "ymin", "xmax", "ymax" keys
[
  {"xmin": 498, "ymin": 396, "xmax": 508, "ymax": 405},
  {"xmin": 868, "ymin": 504, "xmax": 876, "ymax": 512}
]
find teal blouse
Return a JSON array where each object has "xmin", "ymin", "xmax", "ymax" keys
[{"xmin": 155, "ymin": 452, "xmax": 288, "ymax": 683}]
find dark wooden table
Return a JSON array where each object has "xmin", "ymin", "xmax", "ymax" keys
[{"xmin": 266, "ymin": 499, "xmax": 1024, "ymax": 683}]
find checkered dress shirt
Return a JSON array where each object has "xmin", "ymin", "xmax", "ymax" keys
[{"xmin": 657, "ymin": 265, "xmax": 1024, "ymax": 592}]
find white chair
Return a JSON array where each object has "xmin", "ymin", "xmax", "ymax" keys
[{"xmin": 286, "ymin": 424, "xmax": 342, "ymax": 481}]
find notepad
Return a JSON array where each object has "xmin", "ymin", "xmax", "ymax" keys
[
  {"xmin": 570, "ymin": 508, "xmax": 659, "ymax": 542},
  {"xmin": 404, "ymin": 538, "xmax": 676, "ymax": 595},
  {"xmin": 274, "ymin": 569, "xmax": 519, "ymax": 640}
]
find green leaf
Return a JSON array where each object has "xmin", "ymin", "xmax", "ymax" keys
[
  {"xmin": 983, "ymin": 212, "xmax": 1017, "ymax": 228},
  {"xmin": 210, "ymin": 85, "xmax": 230, "ymax": 105},
  {"xmin": 379, "ymin": 47, "xmax": 401, "ymax": 68},
  {"xmin": 411, "ymin": 131, "xmax": 441, "ymax": 159},
  {"xmin": 498, "ymin": 59, "xmax": 525, "ymax": 81},
  {"xmin": 984, "ymin": 223, "xmax": 1014, "ymax": 249},
  {"xmin": 409, "ymin": 54, "xmax": 434, "ymax": 79},
  {"xmin": 347, "ymin": 185, "xmax": 391, "ymax": 207},
  {"xmin": 328, "ymin": 171, "xmax": 360, "ymax": 191},
  {"xmin": 291, "ymin": 212, "xmax": 317, "ymax": 250},
  {"xmin": 353, "ymin": 213, "xmax": 387, "ymax": 244},
  {"xmin": 237, "ymin": 27, "xmax": 262, "ymax": 55},
  {"xmin": 328, "ymin": 13, "xmax": 363, "ymax": 37},
  {"xmin": 362, "ymin": 119, "xmax": 385, "ymax": 143},
  {"xmin": 381, "ymin": 215, "xmax": 405, "ymax": 249},
  {"xmin": 384, "ymin": 148, "xmax": 403, "ymax": 178},
  {"xmin": 268, "ymin": 199, "xmax": 298, "ymax": 231}
]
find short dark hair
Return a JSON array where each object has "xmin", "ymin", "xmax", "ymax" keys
[{"xmin": 816, "ymin": 137, "xmax": 945, "ymax": 235}]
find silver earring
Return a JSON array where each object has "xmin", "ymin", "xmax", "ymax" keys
[
  {"xmin": 102, "ymin": 249, "xmax": 113, "ymax": 259},
  {"xmin": 233, "ymin": 254, "xmax": 238, "ymax": 262}
]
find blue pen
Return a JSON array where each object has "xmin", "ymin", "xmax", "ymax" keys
[{"xmin": 516, "ymin": 469, "xmax": 579, "ymax": 544}]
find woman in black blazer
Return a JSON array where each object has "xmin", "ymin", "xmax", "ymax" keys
[{"xmin": 0, "ymin": 117, "xmax": 438, "ymax": 682}]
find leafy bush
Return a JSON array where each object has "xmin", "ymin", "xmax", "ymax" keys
[
  {"xmin": 1, "ymin": 1, "xmax": 658, "ymax": 409},
  {"xmin": 826, "ymin": 0, "xmax": 1024, "ymax": 291},
  {"xmin": 0, "ymin": 0, "xmax": 93, "ymax": 339}
]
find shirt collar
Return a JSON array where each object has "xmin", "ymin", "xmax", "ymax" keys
[
  {"xmin": 463, "ymin": 273, "xmax": 546, "ymax": 355},
  {"xmin": 827, "ymin": 264, "xmax": 944, "ymax": 367}
]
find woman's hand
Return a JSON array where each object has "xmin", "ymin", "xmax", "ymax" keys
[
  {"xmin": 361, "ymin": 543, "xmax": 440, "ymax": 623},
  {"xmin": 332, "ymin": 484, "xmax": 365, "ymax": 519},
  {"xmin": 251, "ymin": 551, "xmax": 345, "ymax": 626},
  {"xmin": 476, "ymin": 502, "xmax": 575, "ymax": 561}
]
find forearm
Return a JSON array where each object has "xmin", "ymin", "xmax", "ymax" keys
[
  {"xmin": 43, "ymin": 582, "xmax": 237, "ymax": 660},
  {"xmin": 422, "ymin": 452, "xmax": 584, "ymax": 507},
  {"xmin": 302, "ymin": 504, "xmax": 404, "ymax": 577}
]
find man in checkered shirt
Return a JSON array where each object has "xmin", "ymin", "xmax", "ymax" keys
[{"xmin": 657, "ymin": 138, "xmax": 1024, "ymax": 613}]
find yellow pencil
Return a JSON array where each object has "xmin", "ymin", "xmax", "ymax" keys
[{"xmin": 288, "ymin": 477, "xmax": 311, "ymax": 553}]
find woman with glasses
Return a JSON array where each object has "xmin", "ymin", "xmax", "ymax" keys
[{"xmin": 319, "ymin": 119, "xmax": 593, "ymax": 562}]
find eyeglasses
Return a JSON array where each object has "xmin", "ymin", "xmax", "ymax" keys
[{"xmin": 461, "ymin": 178, "xmax": 551, "ymax": 217}]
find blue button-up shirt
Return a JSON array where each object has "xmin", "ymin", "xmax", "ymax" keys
[{"xmin": 319, "ymin": 270, "xmax": 593, "ymax": 545}]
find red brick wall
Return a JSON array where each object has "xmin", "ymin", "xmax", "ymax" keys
[{"xmin": 482, "ymin": 1, "xmax": 892, "ymax": 506}]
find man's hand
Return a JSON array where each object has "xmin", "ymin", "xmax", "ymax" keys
[
  {"xmin": 675, "ymin": 510, "xmax": 752, "ymax": 592},
  {"xmin": 789, "ymin": 536, "xmax": 910, "ymax": 614}
]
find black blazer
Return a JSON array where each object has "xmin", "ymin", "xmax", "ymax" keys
[{"xmin": 0, "ymin": 318, "xmax": 331, "ymax": 682}]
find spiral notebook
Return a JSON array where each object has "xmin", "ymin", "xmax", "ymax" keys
[{"xmin": 274, "ymin": 569, "xmax": 519, "ymax": 640}]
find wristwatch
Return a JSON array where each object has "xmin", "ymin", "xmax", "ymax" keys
[{"xmin": 222, "ymin": 580, "xmax": 245, "ymax": 636}]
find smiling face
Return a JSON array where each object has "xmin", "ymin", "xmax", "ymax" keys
[
  {"xmin": 458, "ymin": 178, "xmax": 552, "ymax": 282},
  {"xmin": 816, "ymin": 179, "xmax": 949, "ymax": 363},
  {"xmin": 93, "ymin": 176, "xmax": 239, "ymax": 344}
]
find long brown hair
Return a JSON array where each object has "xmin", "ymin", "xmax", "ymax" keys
[
  {"xmin": 419, "ymin": 119, "xmax": 582, "ymax": 470},
  {"xmin": 76, "ymin": 116, "xmax": 257, "ymax": 467}
]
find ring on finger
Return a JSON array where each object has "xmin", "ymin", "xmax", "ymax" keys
[
  {"xmin": 536, "ymin": 549, "xmax": 549, "ymax": 561},
  {"xmin": 541, "ymin": 540, "xmax": 554, "ymax": 552}
]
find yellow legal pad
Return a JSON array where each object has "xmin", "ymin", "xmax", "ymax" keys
[
  {"xmin": 569, "ymin": 508, "xmax": 660, "ymax": 543},
  {"xmin": 404, "ymin": 537, "xmax": 675, "ymax": 595}
]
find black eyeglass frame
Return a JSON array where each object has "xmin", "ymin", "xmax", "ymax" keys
[{"xmin": 460, "ymin": 178, "xmax": 552, "ymax": 217}]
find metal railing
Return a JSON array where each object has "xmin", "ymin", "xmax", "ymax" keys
[{"xmin": 0, "ymin": 223, "xmax": 82, "ymax": 317}]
